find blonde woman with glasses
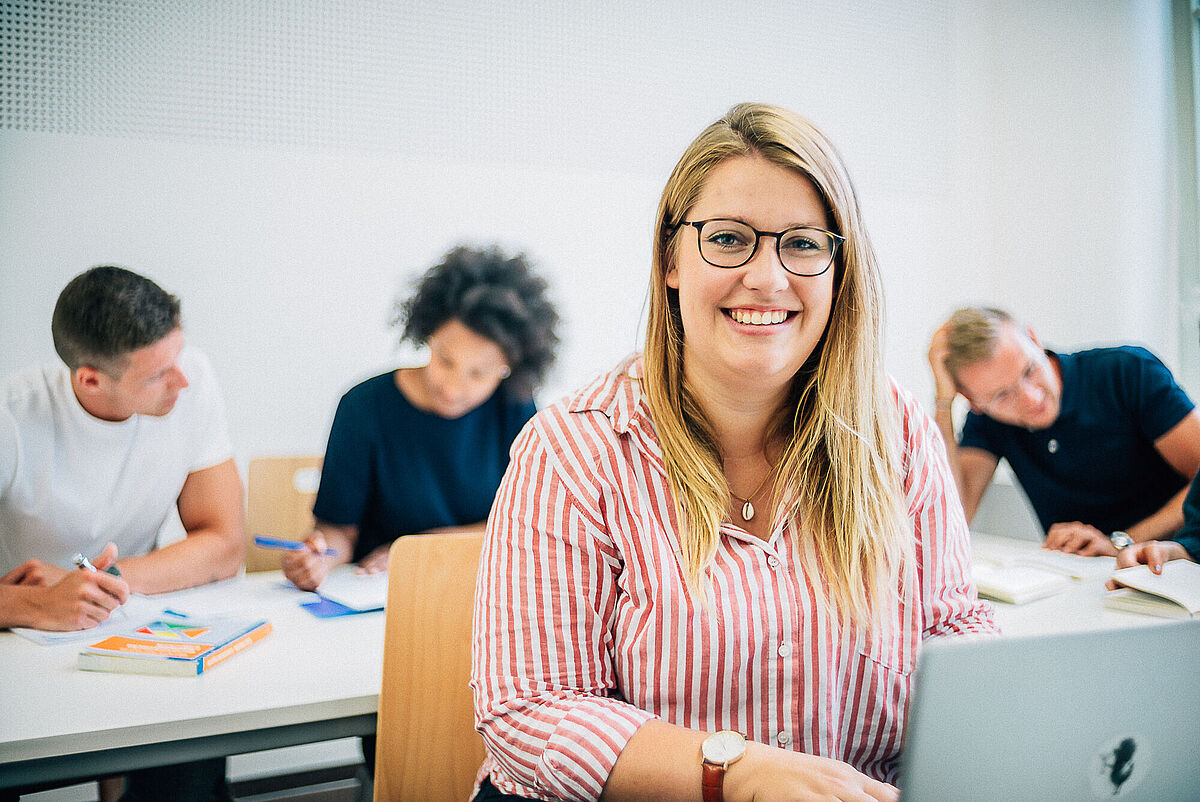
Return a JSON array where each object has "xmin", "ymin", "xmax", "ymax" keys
[{"xmin": 471, "ymin": 103, "xmax": 996, "ymax": 802}]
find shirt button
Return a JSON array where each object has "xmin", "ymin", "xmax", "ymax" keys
[
  {"xmin": 777, "ymin": 732, "xmax": 791, "ymax": 745},
  {"xmin": 778, "ymin": 642, "xmax": 792, "ymax": 658},
  {"xmin": 767, "ymin": 556, "xmax": 781, "ymax": 569}
]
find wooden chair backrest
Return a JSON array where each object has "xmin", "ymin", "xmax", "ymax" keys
[
  {"xmin": 374, "ymin": 531, "xmax": 486, "ymax": 801},
  {"xmin": 245, "ymin": 456, "xmax": 323, "ymax": 573}
]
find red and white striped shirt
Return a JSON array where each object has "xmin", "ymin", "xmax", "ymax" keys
[{"xmin": 471, "ymin": 355, "xmax": 997, "ymax": 800}]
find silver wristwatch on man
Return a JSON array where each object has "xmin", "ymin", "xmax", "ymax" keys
[{"xmin": 1109, "ymin": 531, "xmax": 1134, "ymax": 550}]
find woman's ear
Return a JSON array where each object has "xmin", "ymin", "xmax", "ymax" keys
[{"xmin": 665, "ymin": 263, "xmax": 679, "ymax": 289}]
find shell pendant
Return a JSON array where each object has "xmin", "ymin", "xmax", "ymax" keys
[{"xmin": 741, "ymin": 500, "xmax": 755, "ymax": 521}]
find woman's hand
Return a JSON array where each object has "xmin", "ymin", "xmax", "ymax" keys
[
  {"xmin": 604, "ymin": 721, "xmax": 897, "ymax": 802},
  {"xmin": 1106, "ymin": 540, "xmax": 1191, "ymax": 588},
  {"xmin": 281, "ymin": 531, "xmax": 337, "ymax": 591},
  {"xmin": 355, "ymin": 543, "xmax": 390, "ymax": 574},
  {"xmin": 726, "ymin": 742, "xmax": 899, "ymax": 802}
]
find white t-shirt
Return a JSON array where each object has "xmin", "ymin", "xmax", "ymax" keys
[{"xmin": 0, "ymin": 348, "xmax": 233, "ymax": 575}]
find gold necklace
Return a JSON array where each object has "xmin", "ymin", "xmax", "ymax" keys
[{"xmin": 730, "ymin": 465, "xmax": 775, "ymax": 522}]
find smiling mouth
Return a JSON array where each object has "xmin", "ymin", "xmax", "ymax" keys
[{"xmin": 725, "ymin": 309, "xmax": 796, "ymax": 325}]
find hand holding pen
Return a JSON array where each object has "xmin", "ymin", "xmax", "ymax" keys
[
  {"xmin": 0, "ymin": 542, "xmax": 129, "ymax": 631},
  {"xmin": 266, "ymin": 531, "xmax": 345, "ymax": 592}
]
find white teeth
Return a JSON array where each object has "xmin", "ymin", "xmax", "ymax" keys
[{"xmin": 730, "ymin": 309, "xmax": 788, "ymax": 325}]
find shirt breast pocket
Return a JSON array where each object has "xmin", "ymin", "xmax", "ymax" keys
[{"xmin": 851, "ymin": 608, "xmax": 917, "ymax": 741}]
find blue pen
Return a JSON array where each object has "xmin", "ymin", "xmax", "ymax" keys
[{"xmin": 254, "ymin": 535, "xmax": 338, "ymax": 557}]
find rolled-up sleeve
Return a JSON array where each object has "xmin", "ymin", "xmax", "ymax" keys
[
  {"xmin": 896, "ymin": 385, "xmax": 999, "ymax": 639},
  {"xmin": 471, "ymin": 414, "xmax": 654, "ymax": 800}
]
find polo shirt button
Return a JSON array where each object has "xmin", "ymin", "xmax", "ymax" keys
[
  {"xmin": 768, "ymin": 556, "xmax": 781, "ymax": 569},
  {"xmin": 778, "ymin": 642, "xmax": 792, "ymax": 657},
  {"xmin": 777, "ymin": 732, "xmax": 791, "ymax": 745}
]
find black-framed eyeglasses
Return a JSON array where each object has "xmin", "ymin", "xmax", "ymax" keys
[{"xmin": 674, "ymin": 218, "xmax": 845, "ymax": 277}]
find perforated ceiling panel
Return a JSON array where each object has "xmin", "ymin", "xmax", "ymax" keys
[
  {"xmin": 1, "ymin": 1, "xmax": 399, "ymax": 148},
  {"xmin": 0, "ymin": 0, "xmax": 953, "ymax": 184}
]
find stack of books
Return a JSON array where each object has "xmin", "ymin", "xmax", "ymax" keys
[{"xmin": 78, "ymin": 616, "xmax": 272, "ymax": 676}]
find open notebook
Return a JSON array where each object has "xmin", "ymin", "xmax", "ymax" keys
[
  {"xmin": 900, "ymin": 621, "xmax": 1200, "ymax": 800},
  {"xmin": 1105, "ymin": 560, "xmax": 1200, "ymax": 619}
]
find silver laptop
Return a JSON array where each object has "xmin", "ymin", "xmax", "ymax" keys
[
  {"xmin": 900, "ymin": 621, "xmax": 1200, "ymax": 801},
  {"xmin": 970, "ymin": 466, "xmax": 1043, "ymax": 543}
]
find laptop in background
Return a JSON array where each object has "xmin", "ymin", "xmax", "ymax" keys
[
  {"xmin": 900, "ymin": 621, "xmax": 1200, "ymax": 800},
  {"xmin": 970, "ymin": 463, "xmax": 1043, "ymax": 543}
]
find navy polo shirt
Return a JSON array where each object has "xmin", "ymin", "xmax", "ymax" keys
[
  {"xmin": 960, "ymin": 346, "xmax": 1194, "ymax": 535},
  {"xmin": 313, "ymin": 371, "xmax": 535, "ymax": 561}
]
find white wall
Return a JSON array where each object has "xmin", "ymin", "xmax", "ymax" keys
[{"xmin": 0, "ymin": 0, "xmax": 1184, "ymax": 471}]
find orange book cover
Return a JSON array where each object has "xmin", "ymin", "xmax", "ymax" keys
[{"xmin": 78, "ymin": 618, "xmax": 272, "ymax": 676}]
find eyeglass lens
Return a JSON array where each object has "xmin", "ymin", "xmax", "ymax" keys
[{"xmin": 694, "ymin": 219, "xmax": 837, "ymax": 276}]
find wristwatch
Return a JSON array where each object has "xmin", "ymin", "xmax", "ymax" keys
[
  {"xmin": 1109, "ymin": 531, "xmax": 1134, "ymax": 550},
  {"xmin": 701, "ymin": 730, "xmax": 747, "ymax": 802}
]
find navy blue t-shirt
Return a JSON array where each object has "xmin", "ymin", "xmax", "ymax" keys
[
  {"xmin": 312, "ymin": 371, "xmax": 536, "ymax": 561},
  {"xmin": 960, "ymin": 346, "xmax": 1194, "ymax": 535}
]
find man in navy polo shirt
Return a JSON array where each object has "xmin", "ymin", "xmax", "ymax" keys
[{"xmin": 927, "ymin": 306, "xmax": 1200, "ymax": 556}]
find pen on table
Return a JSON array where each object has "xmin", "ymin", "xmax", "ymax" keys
[{"xmin": 254, "ymin": 535, "xmax": 339, "ymax": 557}]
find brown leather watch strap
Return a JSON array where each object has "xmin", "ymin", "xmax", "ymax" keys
[{"xmin": 701, "ymin": 761, "xmax": 726, "ymax": 802}]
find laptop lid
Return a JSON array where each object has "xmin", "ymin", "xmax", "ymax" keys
[{"xmin": 899, "ymin": 621, "xmax": 1200, "ymax": 801}]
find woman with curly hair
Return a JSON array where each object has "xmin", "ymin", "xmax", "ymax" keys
[{"xmin": 281, "ymin": 245, "xmax": 559, "ymax": 590}]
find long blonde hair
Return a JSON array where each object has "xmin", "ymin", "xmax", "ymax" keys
[{"xmin": 643, "ymin": 103, "xmax": 912, "ymax": 626}]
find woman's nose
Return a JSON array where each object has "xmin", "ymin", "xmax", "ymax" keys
[{"xmin": 740, "ymin": 238, "xmax": 790, "ymax": 292}]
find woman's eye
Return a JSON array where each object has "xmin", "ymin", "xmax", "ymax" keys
[
  {"xmin": 782, "ymin": 235, "xmax": 821, "ymax": 252},
  {"xmin": 707, "ymin": 231, "xmax": 748, "ymax": 249}
]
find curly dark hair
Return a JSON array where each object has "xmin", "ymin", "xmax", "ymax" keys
[{"xmin": 393, "ymin": 245, "xmax": 560, "ymax": 400}]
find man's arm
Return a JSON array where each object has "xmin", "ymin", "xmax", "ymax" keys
[
  {"xmin": 113, "ymin": 458, "xmax": 245, "ymax": 595},
  {"xmin": 928, "ymin": 321, "xmax": 1000, "ymax": 521},
  {"xmin": 1129, "ymin": 410, "xmax": 1200, "ymax": 540},
  {"xmin": 1046, "ymin": 411, "xmax": 1200, "ymax": 555}
]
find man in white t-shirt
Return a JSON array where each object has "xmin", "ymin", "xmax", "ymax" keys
[
  {"xmin": 0, "ymin": 266, "xmax": 244, "ymax": 628},
  {"xmin": 0, "ymin": 266, "xmax": 244, "ymax": 800}
]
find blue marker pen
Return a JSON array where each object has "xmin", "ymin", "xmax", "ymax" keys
[{"xmin": 254, "ymin": 535, "xmax": 339, "ymax": 557}]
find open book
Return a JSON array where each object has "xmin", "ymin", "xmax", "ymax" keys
[{"xmin": 1104, "ymin": 561, "xmax": 1200, "ymax": 619}]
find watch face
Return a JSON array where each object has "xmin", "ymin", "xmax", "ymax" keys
[
  {"xmin": 1111, "ymin": 532, "xmax": 1134, "ymax": 550},
  {"xmin": 702, "ymin": 730, "xmax": 747, "ymax": 764}
]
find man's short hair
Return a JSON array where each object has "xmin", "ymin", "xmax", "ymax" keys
[
  {"xmin": 943, "ymin": 306, "xmax": 1018, "ymax": 381},
  {"xmin": 51, "ymin": 266, "xmax": 181, "ymax": 375}
]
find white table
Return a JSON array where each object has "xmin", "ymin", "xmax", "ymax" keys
[
  {"xmin": 972, "ymin": 531, "xmax": 1176, "ymax": 637},
  {"xmin": 0, "ymin": 538, "xmax": 1178, "ymax": 791},
  {"xmin": 0, "ymin": 572, "xmax": 385, "ymax": 790}
]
